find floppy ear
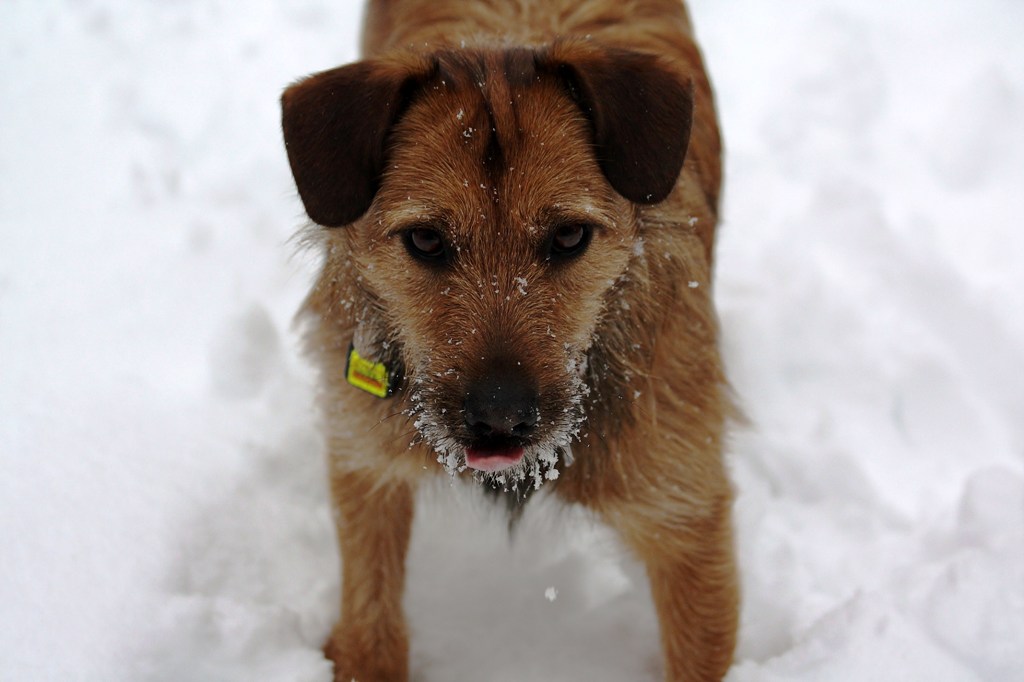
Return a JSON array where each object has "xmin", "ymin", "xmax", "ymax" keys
[
  {"xmin": 281, "ymin": 59, "xmax": 424, "ymax": 226},
  {"xmin": 547, "ymin": 44, "xmax": 694, "ymax": 204}
]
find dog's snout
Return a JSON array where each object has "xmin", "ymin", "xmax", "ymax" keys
[{"xmin": 463, "ymin": 367, "xmax": 539, "ymax": 438}]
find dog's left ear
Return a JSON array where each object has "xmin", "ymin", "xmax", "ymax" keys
[
  {"xmin": 281, "ymin": 58, "xmax": 428, "ymax": 227},
  {"xmin": 546, "ymin": 43, "xmax": 694, "ymax": 204}
]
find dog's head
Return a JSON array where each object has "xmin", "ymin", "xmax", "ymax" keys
[{"xmin": 282, "ymin": 42, "xmax": 694, "ymax": 488}]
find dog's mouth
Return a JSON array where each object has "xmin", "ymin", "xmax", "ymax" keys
[
  {"xmin": 464, "ymin": 436, "xmax": 527, "ymax": 472},
  {"xmin": 407, "ymin": 357, "xmax": 590, "ymax": 486}
]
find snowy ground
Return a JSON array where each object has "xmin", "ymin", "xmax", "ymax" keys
[{"xmin": 2, "ymin": 1, "xmax": 1022, "ymax": 680}]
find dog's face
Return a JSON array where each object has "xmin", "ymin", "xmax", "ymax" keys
[
  {"xmin": 283, "ymin": 45, "xmax": 694, "ymax": 486},
  {"xmin": 366, "ymin": 73, "xmax": 631, "ymax": 484}
]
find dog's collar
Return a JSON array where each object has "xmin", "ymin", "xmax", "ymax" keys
[{"xmin": 345, "ymin": 342, "xmax": 399, "ymax": 398}]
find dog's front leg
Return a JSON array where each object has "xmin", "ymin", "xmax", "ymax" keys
[
  {"xmin": 604, "ymin": 491, "xmax": 738, "ymax": 681},
  {"xmin": 324, "ymin": 468, "xmax": 414, "ymax": 682}
]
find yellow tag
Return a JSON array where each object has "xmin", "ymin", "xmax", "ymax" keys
[{"xmin": 345, "ymin": 345, "xmax": 392, "ymax": 398}]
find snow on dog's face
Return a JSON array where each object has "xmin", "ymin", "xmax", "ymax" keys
[{"xmin": 282, "ymin": 45, "xmax": 693, "ymax": 488}]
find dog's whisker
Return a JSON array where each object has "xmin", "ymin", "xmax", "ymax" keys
[{"xmin": 370, "ymin": 410, "xmax": 409, "ymax": 431}]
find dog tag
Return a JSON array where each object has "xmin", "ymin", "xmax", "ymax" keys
[{"xmin": 345, "ymin": 343, "xmax": 395, "ymax": 398}]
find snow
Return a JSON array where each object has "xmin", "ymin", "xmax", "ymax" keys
[{"xmin": 2, "ymin": 1, "xmax": 1022, "ymax": 680}]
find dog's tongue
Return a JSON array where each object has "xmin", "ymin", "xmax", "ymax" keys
[{"xmin": 465, "ymin": 445, "xmax": 524, "ymax": 472}]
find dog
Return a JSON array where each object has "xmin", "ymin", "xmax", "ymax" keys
[{"xmin": 280, "ymin": 0, "xmax": 737, "ymax": 679}]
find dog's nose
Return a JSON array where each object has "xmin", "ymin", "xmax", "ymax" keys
[{"xmin": 463, "ymin": 367, "xmax": 539, "ymax": 438}]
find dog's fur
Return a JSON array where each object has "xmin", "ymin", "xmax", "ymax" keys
[{"xmin": 281, "ymin": 0, "xmax": 737, "ymax": 679}]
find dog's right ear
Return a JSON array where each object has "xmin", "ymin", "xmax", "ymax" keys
[{"xmin": 281, "ymin": 59, "xmax": 426, "ymax": 227}]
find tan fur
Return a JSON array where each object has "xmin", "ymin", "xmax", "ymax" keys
[{"xmin": 282, "ymin": 1, "xmax": 737, "ymax": 679}]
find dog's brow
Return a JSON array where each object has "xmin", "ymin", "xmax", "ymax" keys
[
  {"xmin": 540, "ymin": 205, "xmax": 615, "ymax": 232},
  {"xmin": 379, "ymin": 205, "xmax": 450, "ymax": 228}
]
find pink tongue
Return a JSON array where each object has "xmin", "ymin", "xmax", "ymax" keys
[{"xmin": 465, "ymin": 446, "xmax": 525, "ymax": 472}]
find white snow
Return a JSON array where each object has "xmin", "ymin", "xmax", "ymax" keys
[{"xmin": 2, "ymin": 1, "xmax": 1022, "ymax": 681}]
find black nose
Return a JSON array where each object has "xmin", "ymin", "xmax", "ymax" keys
[{"xmin": 463, "ymin": 366, "xmax": 539, "ymax": 438}]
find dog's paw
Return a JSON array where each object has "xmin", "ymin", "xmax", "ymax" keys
[{"xmin": 324, "ymin": 625, "xmax": 409, "ymax": 682}]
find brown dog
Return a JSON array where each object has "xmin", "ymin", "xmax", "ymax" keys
[{"xmin": 281, "ymin": 0, "xmax": 737, "ymax": 679}]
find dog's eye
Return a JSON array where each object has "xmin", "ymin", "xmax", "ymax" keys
[
  {"xmin": 403, "ymin": 227, "xmax": 447, "ymax": 263},
  {"xmin": 548, "ymin": 223, "xmax": 592, "ymax": 261}
]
